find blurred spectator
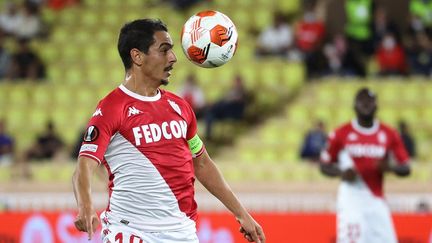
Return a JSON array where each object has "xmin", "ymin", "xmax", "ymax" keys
[
  {"xmin": 7, "ymin": 38, "xmax": 46, "ymax": 80},
  {"xmin": 14, "ymin": 1, "xmax": 43, "ymax": 39},
  {"xmin": 410, "ymin": 0, "xmax": 432, "ymax": 37},
  {"xmin": 398, "ymin": 120, "xmax": 416, "ymax": 158},
  {"xmin": 256, "ymin": 12, "xmax": 296, "ymax": 59},
  {"xmin": 47, "ymin": 0, "xmax": 81, "ymax": 11},
  {"xmin": 300, "ymin": 120, "xmax": 327, "ymax": 161},
  {"xmin": 0, "ymin": 119, "xmax": 14, "ymax": 166},
  {"xmin": 163, "ymin": 0, "xmax": 203, "ymax": 10},
  {"xmin": 344, "ymin": 0, "xmax": 375, "ymax": 77},
  {"xmin": 0, "ymin": 2, "xmax": 20, "ymax": 36},
  {"xmin": 376, "ymin": 33, "xmax": 407, "ymax": 76},
  {"xmin": 372, "ymin": 6, "xmax": 399, "ymax": 51},
  {"xmin": 205, "ymin": 75, "xmax": 249, "ymax": 140},
  {"xmin": 25, "ymin": 121, "xmax": 65, "ymax": 162},
  {"xmin": 177, "ymin": 74, "xmax": 206, "ymax": 120},
  {"xmin": 0, "ymin": 31, "xmax": 11, "ymax": 79},
  {"xmin": 322, "ymin": 34, "xmax": 362, "ymax": 76},
  {"xmin": 295, "ymin": 2, "xmax": 326, "ymax": 78},
  {"xmin": 407, "ymin": 32, "xmax": 432, "ymax": 76}
]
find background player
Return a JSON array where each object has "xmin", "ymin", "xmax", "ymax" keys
[
  {"xmin": 320, "ymin": 87, "xmax": 411, "ymax": 243},
  {"xmin": 72, "ymin": 19, "xmax": 265, "ymax": 243}
]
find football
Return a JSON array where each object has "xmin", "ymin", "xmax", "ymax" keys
[{"xmin": 181, "ymin": 10, "xmax": 238, "ymax": 68}]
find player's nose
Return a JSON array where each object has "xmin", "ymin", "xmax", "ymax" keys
[{"xmin": 168, "ymin": 49, "xmax": 177, "ymax": 64}]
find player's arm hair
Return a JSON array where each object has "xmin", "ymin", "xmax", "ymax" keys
[
  {"xmin": 72, "ymin": 156, "xmax": 99, "ymax": 211},
  {"xmin": 193, "ymin": 150, "xmax": 249, "ymax": 219}
]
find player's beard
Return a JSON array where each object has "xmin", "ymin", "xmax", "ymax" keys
[{"xmin": 160, "ymin": 79, "xmax": 169, "ymax": 86}]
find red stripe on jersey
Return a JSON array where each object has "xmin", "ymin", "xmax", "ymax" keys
[{"xmin": 79, "ymin": 153, "xmax": 101, "ymax": 164}]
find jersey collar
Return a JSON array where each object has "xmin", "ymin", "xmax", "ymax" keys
[
  {"xmin": 351, "ymin": 119, "xmax": 380, "ymax": 135},
  {"xmin": 119, "ymin": 84, "xmax": 161, "ymax": 102}
]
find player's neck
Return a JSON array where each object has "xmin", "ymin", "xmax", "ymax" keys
[
  {"xmin": 123, "ymin": 72, "xmax": 159, "ymax": 97},
  {"xmin": 357, "ymin": 118, "xmax": 374, "ymax": 128}
]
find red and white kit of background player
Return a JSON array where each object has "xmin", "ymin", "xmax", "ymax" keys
[
  {"xmin": 72, "ymin": 19, "xmax": 265, "ymax": 243},
  {"xmin": 320, "ymin": 88, "xmax": 411, "ymax": 243}
]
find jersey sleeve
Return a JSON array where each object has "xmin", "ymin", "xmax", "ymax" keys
[
  {"xmin": 389, "ymin": 128, "xmax": 410, "ymax": 164},
  {"xmin": 320, "ymin": 130, "xmax": 342, "ymax": 164},
  {"xmin": 78, "ymin": 100, "xmax": 121, "ymax": 164},
  {"xmin": 184, "ymin": 101, "xmax": 205, "ymax": 157}
]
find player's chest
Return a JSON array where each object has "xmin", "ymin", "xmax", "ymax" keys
[
  {"xmin": 342, "ymin": 131, "xmax": 389, "ymax": 159},
  {"xmin": 120, "ymin": 102, "xmax": 188, "ymax": 147}
]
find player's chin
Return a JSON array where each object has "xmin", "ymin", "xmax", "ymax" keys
[{"xmin": 160, "ymin": 78, "xmax": 169, "ymax": 86}]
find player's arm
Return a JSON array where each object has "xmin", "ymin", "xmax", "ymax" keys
[
  {"xmin": 193, "ymin": 150, "xmax": 265, "ymax": 243},
  {"xmin": 320, "ymin": 131, "xmax": 357, "ymax": 181},
  {"xmin": 380, "ymin": 130, "xmax": 411, "ymax": 177},
  {"xmin": 378, "ymin": 155, "xmax": 411, "ymax": 176},
  {"xmin": 72, "ymin": 156, "xmax": 100, "ymax": 240},
  {"xmin": 391, "ymin": 164, "xmax": 410, "ymax": 176},
  {"xmin": 320, "ymin": 160, "xmax": 357, "ymax": 181}
]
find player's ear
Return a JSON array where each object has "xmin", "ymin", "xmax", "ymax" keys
[{"xmin": 130, "ymin": 48, "xmax": 143, "ymax": 66}]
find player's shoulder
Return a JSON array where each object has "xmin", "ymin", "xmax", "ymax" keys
[
  {"xmin": 334, "ymin": 122, "xmax": 353, "ymax": 134},
  {"xmin": 98, "ymin": 87, "xmax": 125, "ymax": 107},
  {"xmin": 92, "ymin": 87, "xmax": 127, "ymax": 117},
  {"xmin": 378, "ymin": 121, "xmax": 399, "ymax": 135},
  {"xmin": 161, "ymin": 89, "xmax": 190, "ymax": 107}
]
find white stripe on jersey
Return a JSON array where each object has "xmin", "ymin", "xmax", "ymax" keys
[{"xmin": 104, "ymin": 132, "xmax": 196, "ymax": 232}]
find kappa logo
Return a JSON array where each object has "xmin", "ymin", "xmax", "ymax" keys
[
  {"xmin": 168, "ymin": 99, "xmax": 181, "ymax": 115},
  {"xmin": 128, "ymin": 106, "xmax": 142, "ymax": 117},
  {"xmin": 92, "ymin": 108, "xmax": 102, "ymax": 117},
  {"xmin": 348, "ymin": 132, "xmax": 358, "ymax": 141}
]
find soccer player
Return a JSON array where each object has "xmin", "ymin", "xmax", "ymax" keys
[
  {"xmin": 320, "ymin": 88, "xmax": 411, "ymax": 243},
  {"xmin": 72, "ymin": 19, "xmax": 265, "ymax": 243}
]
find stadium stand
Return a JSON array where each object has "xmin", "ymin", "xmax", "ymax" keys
[
  {"xmin": 216, "ymin": 78, "xmax": 432, "ymax": 185},
  {"xmin": 0, "ymin": 0, "xmax": 305, "ymax": 154},
  {"xmin": 0, "ymin": 0, "xmax": 430, "ymax": 202}
]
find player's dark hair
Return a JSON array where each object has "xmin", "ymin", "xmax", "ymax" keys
[
  {"xmin": 355, "ymin": 87, "xmax": 376, "ymax": 102},
  {"xmin": 118, "ymin": 19, "xmax": 168, "ymax": 69}
]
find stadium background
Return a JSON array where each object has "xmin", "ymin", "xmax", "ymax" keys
[{"xmin": 0, "ymin": 0, "xmax": 431, "ymax": 242}]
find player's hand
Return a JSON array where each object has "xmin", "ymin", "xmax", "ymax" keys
[
  {"xmin": 237, "ymin": 214, "xmax": 266, "ymax": 243},
  {"xmin": 341, "ymin": 168, "xmax": 357, "ymax": 182},
  {"xmin": 74, "ymin": 206, "xmax": 99, "ymax": 240}
]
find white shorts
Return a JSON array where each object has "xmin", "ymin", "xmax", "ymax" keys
[
  {"xmin": 100, "ymin": 212, "xmax": 199, "ymax": 243},
  {"xmin": 336, "ymin": 180, "xmax": 397, "ymax": 243}
]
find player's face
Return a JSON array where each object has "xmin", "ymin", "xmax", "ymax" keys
[
  {"xmin": 354, "ymin": 92, "xmax": 377, "ymax": 120},
  {"xmin": 142, "ymin": 31, "xmax": 177, "ymax": 85}
]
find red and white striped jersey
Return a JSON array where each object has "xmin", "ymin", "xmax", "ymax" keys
[
  {"xmin": 79, "ymin": 84, "xmax": 204, "ymax": 232},
  {"xmin": 321, "ymin": 119, "xmax": 409, "ymax": 198}
]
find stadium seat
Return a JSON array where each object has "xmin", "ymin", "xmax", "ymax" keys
[
  {"xmin": 252, "ymin": 10, "xmax": 273, "ymax": 31},
  {"xmin": 8, "ymin": 85, "xmax": 29, "ymax": 108},
  {"xmin": 276, "ymin": 0, "xmax": 300, "ymax": 13}
]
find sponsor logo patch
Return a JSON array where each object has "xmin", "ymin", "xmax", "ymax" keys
[
  {"xmin": 79, "ymin": 144, "xmax": 98, "ymax": 153},
  {"xmin": 83, "ymin": 126, "xmax": 99, "ymax": 142}
]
